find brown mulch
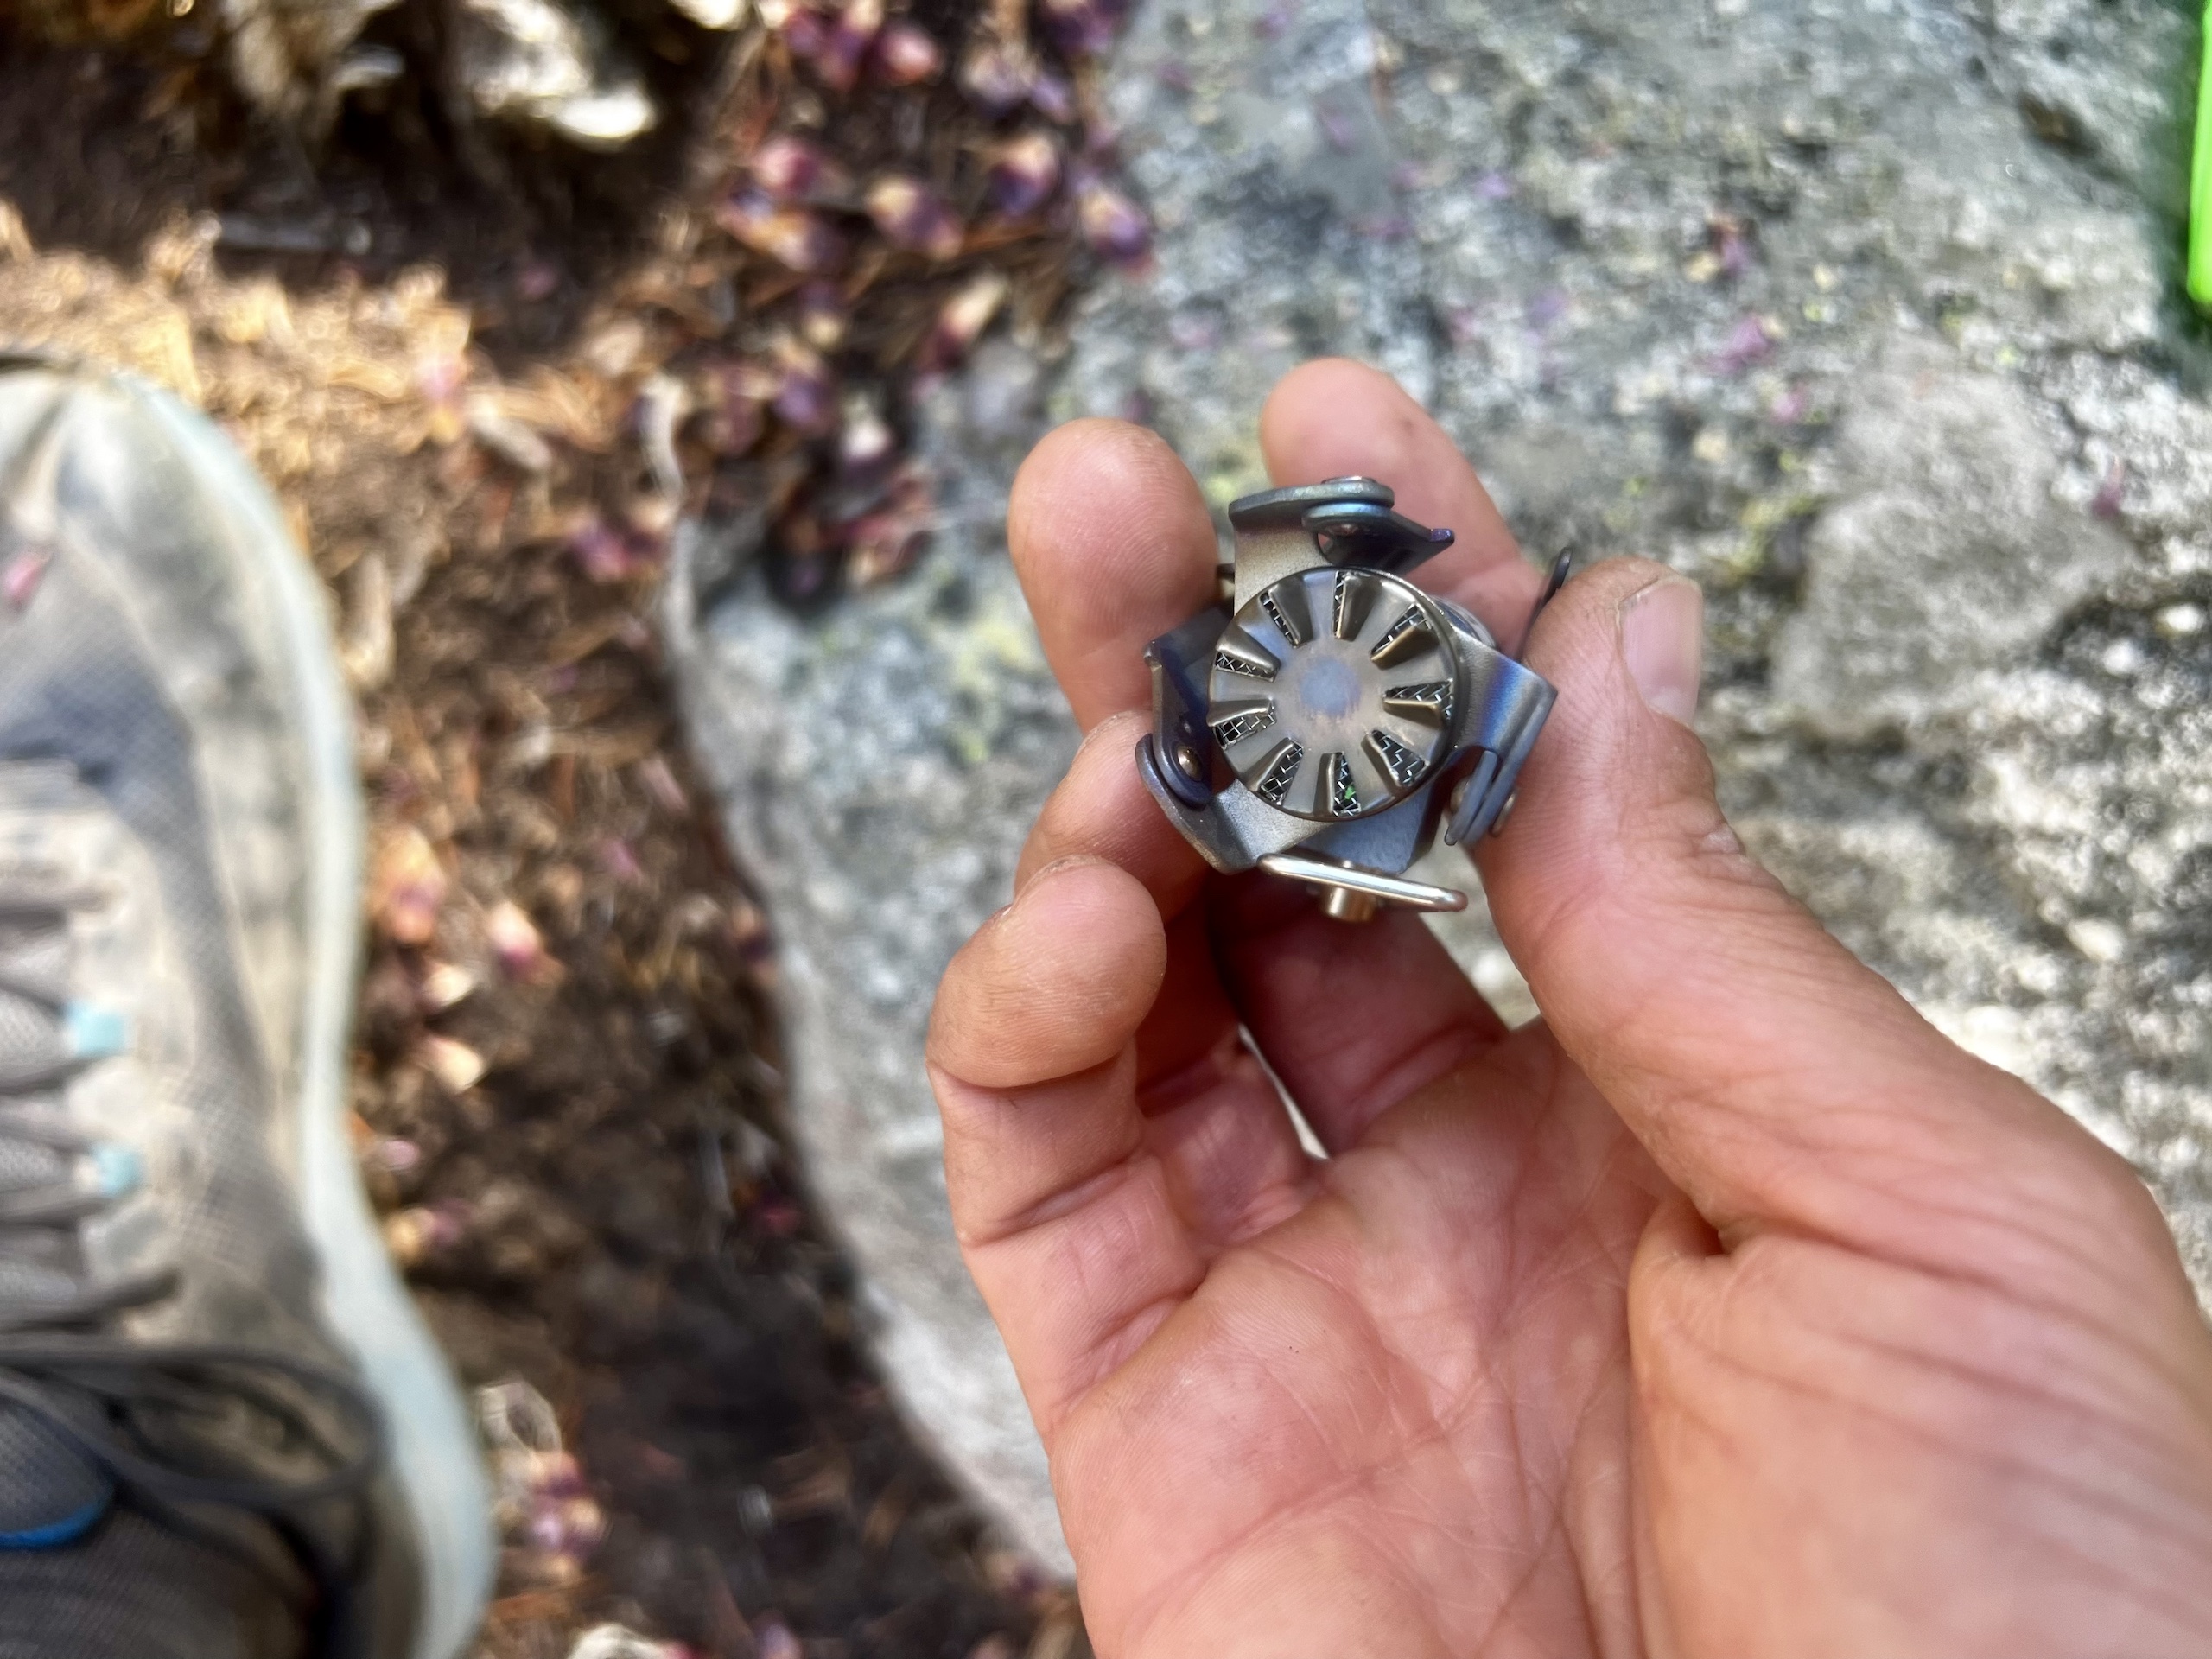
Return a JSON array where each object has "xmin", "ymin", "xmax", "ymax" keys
[{"xmin": 0, "ymin": 4, "xmax": 1125, "ymax": 1653}]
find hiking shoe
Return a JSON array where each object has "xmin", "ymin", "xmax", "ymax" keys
[{"xmin": 0, "ymin": 355, "xmax": 492, "ymax": 1658}]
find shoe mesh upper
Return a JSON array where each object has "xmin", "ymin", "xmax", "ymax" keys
[{"xmin": 0, "ymin": 372, "xmax": 390, "ymax": 1659}]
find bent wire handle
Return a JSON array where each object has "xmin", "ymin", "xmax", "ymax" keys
[
  {"xmin": 1257, "ymin": 852, "xmax": 1469, "ymax": 913},
  {"xmin": 1438, "ymin": 555, "xmax": 1571, "ymax": 847},
  {"xmin": 1512, "ymin": 549, "xmax": 1573, "ymax": 662},
  {"xmin": 1440, "ymin": 664, "xmax": 1555, "ymax": 846}
]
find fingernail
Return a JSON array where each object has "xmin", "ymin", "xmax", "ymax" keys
[{"xmin": 1619, "ymin": 576, "xmax": 1704, "ymax": 728}]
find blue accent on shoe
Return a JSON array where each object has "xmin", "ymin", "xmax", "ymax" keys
[
  {"xmin": 61, "ymin": 1002, "xmax": 129, "ymax": 1062},
  {"xmin": 0, "ymin": 1491, "xmax": 110, "ymax": 1550},
  {"xmin": 89, "ymin": 1141, "xmax": 142, "ymax": 1200}
]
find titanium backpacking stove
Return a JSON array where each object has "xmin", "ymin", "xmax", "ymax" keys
[{"xmin": 1137, "ymin": 476, "xmax": 1563, "ymax": 922}]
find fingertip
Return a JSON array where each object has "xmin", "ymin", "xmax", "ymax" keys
[
  {"xmin": 1007, "ymin": 419, "xmax": 1152, "ymax": 554},
  {"xmin": 930, "ymin": 857, "xmax": 1167, "ymax": 1090},
  {"xmin": 1516, "ymin": 556, "xmax": 1694, "ymax": 707},
  {"xmin": 1017, "ymin": 711, "xmax": 1209, "ymax": 910},
  {"xmin": 1009, "ymin": 419, "xmax": 1220, "ymax": 728},
  {"xmin": 1257, "ymin": 359, "xmax": 1389, "ymax": 460},
  {"xmin": 1481, "ymin": 556, "xmax": 1749, "ymax": 980},
  {"xmin": 1257, "ymin": 359, "xmax": 1541, "ymax": 633},
  {"xmin": 1257, "ymin": 359, "xmax": 1433, "ymax": 505}
]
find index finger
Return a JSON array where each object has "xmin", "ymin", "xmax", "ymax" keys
[
  {"xmin": 1259, "ymin": 358, "xmax": 1548, "ymax": 638},
  {"xmin": 1007, "ymin": 419, "xmax": 1219, "ymax": 730}
]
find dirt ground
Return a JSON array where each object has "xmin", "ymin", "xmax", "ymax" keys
[{"xmin": 0, "ymin": 14, "xmax": 1105, "ymax": 1658}]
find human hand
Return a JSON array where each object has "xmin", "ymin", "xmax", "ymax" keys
[{"xmin": 925, "ymin": 361, "xmax": 2212, "ymax": 1659}]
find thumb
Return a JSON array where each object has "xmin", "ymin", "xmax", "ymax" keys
[{"xmin": 1479, "ymin": 558, "xmax": 2143, "ymax": 1258}]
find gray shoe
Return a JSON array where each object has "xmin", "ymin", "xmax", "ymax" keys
[{"xmin": 0, "ymin": 357, "xmax": 492, "ymax": 1658}]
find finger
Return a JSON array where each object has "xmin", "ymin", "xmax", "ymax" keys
[
  {"xmin": 1015, "ymin": 712, "xmax": 1206, "ymax": 912},
  {"xmin": 931, "ymin": 856, "xmax": 1164, "ymax": 1096},
  {"xmin": 1017, "ymin": 713, "xmax": 1503, "ymax": 1154},
  {"xmin": 927, "ymin": 859, "xmax": 1204, "ymax": 1427},
  {"xmin": 1014, "ymin": 714, "xmax": 1243, "ymax": 1093},
  {"xmin": 1479, "ymin": 557, "xmax": 2155, "ymax": 1262},
  {"xmin": 1260, "ymin": 358, "xmax": 1546, "ymax": 637},
  {"xmin": 1209, "ymin": 874, "xmax": 1506, "ymax": 1153},
  {"xmin": 1008, "ymin": 419, "xmax": 1219, "ymax": 729},
  {"xmin": 1184, "ymin": 359, "xmax": 1517, "ymax": 1145}
]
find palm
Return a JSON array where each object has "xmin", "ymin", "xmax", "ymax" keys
[{"xmin": 1046, "ymin": 1001, "xmax": 1659, "ymax": 1658}]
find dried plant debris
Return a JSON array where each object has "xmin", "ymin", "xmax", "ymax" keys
[
  {"xmin": 0, "ymin": 10, "xmax": 1113, "ymax": 1646},
  {"xmin": 455, "ymin": 0, "xmax": 659, "ymax": 149},
  {"xmin": 646, "ymin": 0, "xmax": 1151, "ymax": 601},
  {"xmin": 15, "ymin": 0, "xmax": 1147, "ymax": 606}
]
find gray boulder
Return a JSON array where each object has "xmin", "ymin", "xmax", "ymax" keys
[{"xmin": 670, "ymin": 0, "xmax": 2212, "ymax": 1569}]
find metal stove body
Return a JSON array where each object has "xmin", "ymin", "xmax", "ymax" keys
[{"xmin": 1136, "ymin": 476, "xmax": 1560, "ymax": 921}]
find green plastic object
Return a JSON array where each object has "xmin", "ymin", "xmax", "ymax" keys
[{"xmin": 2195, "ymin": 5, "xmax": 2212, "ymax": 308}]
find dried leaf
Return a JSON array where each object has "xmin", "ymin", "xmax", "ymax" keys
[
  {"xmin": 417, "ymin": 1032, "xmax": 489, "ymax": 1094},
  {"xmin": 372, "ymin": 825, "xmax": 448, "ymax": 945}
]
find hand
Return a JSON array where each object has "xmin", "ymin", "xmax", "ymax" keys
[{"xmin": 925, "ymin": 361, "xmax": 2212, "ymax": 1658}]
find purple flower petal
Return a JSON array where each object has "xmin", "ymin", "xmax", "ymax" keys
[
  {"xmin": 748, "ymin": 135, "xmax": 842, "ymax": 202},
  {"xmin": 915, "ymin": 271, "xmax": 1009, "ymax": 374},
  {"xmin": 865, "ymin": 174, "xmax": 964, "ymax": 259},
  {"xmin": 716, "ymin": 188, "xmax": 846, "ymax": 272},
  {"xmin": 1713, "ymin": 314, "xmax": 1776, "ymax": 374},
  {"xmin": 1073, "ymin": 169, "xmax": 1152, "ymax": 270},
  {"xmin": 871, "ymin": 21, "xmax": 942, "ymax": 85},
  {"xmin": 985, "ymin": 130, "xmax": 1063, "ymax": 219},
  {"xmin": 959, "ymin": 41, "xmax": 1033, "ymax": 115}
]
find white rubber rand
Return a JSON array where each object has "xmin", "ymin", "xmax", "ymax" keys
[{"xmin": 141, "ymin": 383, "xmax": 494, "ymax": 1659}]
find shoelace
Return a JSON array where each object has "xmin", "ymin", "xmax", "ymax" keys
[
  {"xmin": 0, "ymin": 861, "xmax": 383, "ymax": 1654},
  {"xmin": 0, "ymin": 865, "xmax": 178, "ymax": 1331}
]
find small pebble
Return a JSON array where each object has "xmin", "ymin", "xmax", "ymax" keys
[
  {"xmin": 2155, "ymin": 602, "xmax": 2204, "ymax": 637},
  {"xmin": 2066, "ymin": 918, "xmax": 2127, "ymax": 964},
  {"xmin": 2100, "ymin": 637, "xmax": 2145, "ymax": 677}
]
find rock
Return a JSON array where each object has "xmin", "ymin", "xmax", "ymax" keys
[
  {"xmin": 1772, "ymin": 340, "xmax": 2129, "ymax": 731},
  {"xmin": 671, "ymin": 0, "xmax": 2212, "ymax": 1568},
  {"xmin": 669, "ymin": 340, "xmax": 1077, "ymax": 1568}
]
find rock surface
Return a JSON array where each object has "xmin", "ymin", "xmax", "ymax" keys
[
  {"xmin": 671, "ymin": 0, "xmax": 2212, "ymax": 1569},
  {"xmin": 669, "ymin": 342, "xmax": 1081, "ymax": 1567}
]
